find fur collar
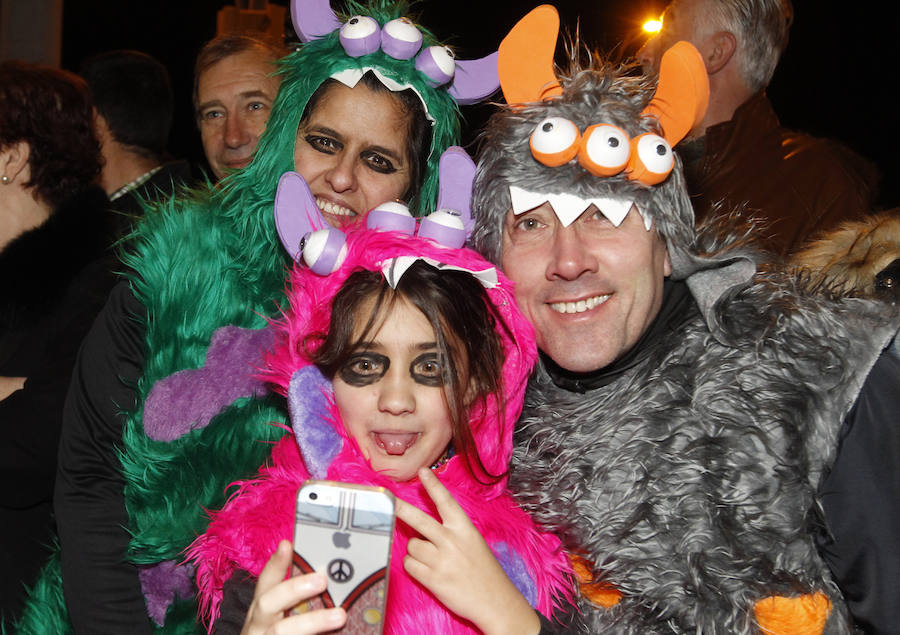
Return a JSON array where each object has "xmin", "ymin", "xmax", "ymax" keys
[{"xmin": 0, "ymin": 185, "xmax": 112, "ymax": 317}]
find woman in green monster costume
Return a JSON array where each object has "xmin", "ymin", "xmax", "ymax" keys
[{"xmin": 15, "ymin": 1, "xmax": 500, "ymax": 632}]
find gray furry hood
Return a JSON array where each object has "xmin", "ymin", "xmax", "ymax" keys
[{"xmin": 471, "ymin": 7, "xmax": 755, "ymax": 338}]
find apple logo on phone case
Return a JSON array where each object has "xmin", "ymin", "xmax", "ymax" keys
[{"xmin": 333, "ymin": 531, "xmax": 351, "ymax": 549}]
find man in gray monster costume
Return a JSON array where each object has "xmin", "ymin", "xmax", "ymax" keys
[{"xmin": 471, "ymin": 6, "xmax": 900, "ymax": 634}]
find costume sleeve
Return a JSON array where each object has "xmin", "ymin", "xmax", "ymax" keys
[
  {"xmin": 0, "ymin": 258, "xmax": 116, "ymax": 505},
  {"xmin": 213, "ymin": 571, "xmax": 256, "ymax": 634},
  {"xmin": 818, "ymin": 348, "xmax": 900, "ymax": 635},
  {"xmin": 54, "ymin": 281, "xmax": 153, "ymax": 633},
  {"xmin": 537, "ymin": 611, "xmax": 567, "ymax": 634}
]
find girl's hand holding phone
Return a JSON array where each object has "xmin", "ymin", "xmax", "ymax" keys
[
  {"xmin": 241, "ymin": 540, "xmax": 347, "ymax": 635},
  {"xmin": 396, "ymin": 468, "xmax": 541, "ymax": 635}
]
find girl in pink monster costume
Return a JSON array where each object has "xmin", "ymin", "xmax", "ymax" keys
[{"xmin": 188, "ymin": 226, "xmax": 572, "ymax": 633}]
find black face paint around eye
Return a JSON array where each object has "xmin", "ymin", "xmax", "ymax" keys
[
  {"xmin": 339, "ymin": 352, "xmax": 390, "ymax": 386},
  {"xmin": 409, "ymin": 352, "xmax": 445, "ymax": 387}
]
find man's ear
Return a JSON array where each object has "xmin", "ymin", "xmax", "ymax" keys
[
  {"xmin": 704, "ymin": 31, "xmax": 736, "ymax": 75},
  {"xmin": 0, "ymin": 140, "xmax": 31, "ymax": 184},
  {"xmin": 93, "ymin": 110, "xmax": 113, "ymax": 147}
]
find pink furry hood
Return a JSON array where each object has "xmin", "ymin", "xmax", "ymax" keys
[{"xmin": 188, "ymin": 229, "xmax": 572, "ymax": 632}]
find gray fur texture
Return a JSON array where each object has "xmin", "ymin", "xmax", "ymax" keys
[
  {"xmin": 513, "ymin": 272, "xmax": 896, "ymax": 633},
  {"xmin": 471, "ymin": 54, "xmax": 900, "ymax": 632}
]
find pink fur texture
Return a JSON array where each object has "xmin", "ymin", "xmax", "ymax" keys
[{"xmin": 188, "ymin": 230, "xmax": 572, "ymax": 632}]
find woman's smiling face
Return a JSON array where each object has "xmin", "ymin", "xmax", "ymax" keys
[
  {"xmin": 332, "ymin": 297, "xmax": 454, "ymax": 483},
  {"xmin": 293, "ymin": 80, "xmax": 413, "ymax": 228}
]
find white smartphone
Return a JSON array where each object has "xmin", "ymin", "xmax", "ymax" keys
[{"xmin": 292, "ymin": 480, "xmax": 396, "ymax": 633}]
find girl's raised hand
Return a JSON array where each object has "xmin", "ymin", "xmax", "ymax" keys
[
  {"xmin": 241, "ymin": 540, "xmax": 347, "ymax": 635},
  {"xmin": 395, "ymin": 467, "xmax": 541, "ymax": 635}
]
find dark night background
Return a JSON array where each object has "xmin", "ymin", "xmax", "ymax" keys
[{"xmin": 59, "ymin": 0, "xmax": 900, "ymax": 209}]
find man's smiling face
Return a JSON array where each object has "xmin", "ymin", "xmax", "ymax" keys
[{"xmin": 501, "ymin": 201, "xmax": 671, "ymax": 373}]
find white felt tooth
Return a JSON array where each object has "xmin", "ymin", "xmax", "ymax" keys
[
  {"xmin": 509, "ymin": 185, "xmax": 547, "ymax": 215},
  {"xmin": 642, "ymin": 211, "xmax": 652, "ymax": 231},
  {"xmin": 510, "ymin": 186, "xmax": 638, "ymax": 230},
  {"xmin": 589, "ymin": 198, "xmax": 633, "ymax": 227},
  {"xmin": 546, "ymin": 192, "xmax": 591, "ymax": 227},
  {"xmin": 331, "ymin": 68, "xmax": 364, "ymax": 88},
  {"xmin": 331, "ymin": 68, "xmax": 434, "ymax": 123}
]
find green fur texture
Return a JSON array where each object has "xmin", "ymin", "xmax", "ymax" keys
[{"xmin": 7, "ymin": 551, "xmax": 73, "ymax": 635}]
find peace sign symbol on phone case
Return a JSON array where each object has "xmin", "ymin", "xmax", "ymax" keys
[{"xmin": 328, "ymin": 558, "xmax": 354, "ymax": 583}]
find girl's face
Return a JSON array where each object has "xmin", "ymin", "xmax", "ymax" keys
[
  {"xmin": 333, "ymin": 297, "xmax": 454, "ymax": 482},
  {"xmin": 294, "ymin": 80, "xmax": 413, "ymax": 228}
]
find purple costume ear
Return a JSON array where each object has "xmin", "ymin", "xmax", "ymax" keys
[
  {"xmin": 448, "ymin": 51, "xmax": 500, "ymax": 105},
  {"xmin": 275, "ymin": 171, "xmax": 328, "ymax": 261},
  {"xmin": 288, "ymin": 366, "xmax": 343, "ymax": 478},
  {"xmin": 291, "ymin": 0, "xmax": 341, "ymax": 42},
  {"xmin": 435, "ymin": 146, "xmax": 477, "ymax": 237}
]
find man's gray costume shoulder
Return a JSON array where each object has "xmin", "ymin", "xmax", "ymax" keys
[{"xmin": 513, "ymin": 271, "xmax": 894, "ymax": 632}]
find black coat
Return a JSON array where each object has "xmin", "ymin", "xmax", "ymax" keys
[{"xmin": 0, "ymin": 185, "xmax": 117, "ymax": 620}]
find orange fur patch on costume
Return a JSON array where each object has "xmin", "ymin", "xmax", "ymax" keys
[
  {"xmin": 569, "ymin": 554, "xmax": 622, "ymax": 608},
  {"xmin": 753, "ymin": 592, "xmax": 832, "ymax": 635}
]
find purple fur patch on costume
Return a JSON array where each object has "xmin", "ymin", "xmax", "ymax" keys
[
  {"xmin": 139, "ymin": 560, "xmax": 195, "ymax": 626},
  {"xmin": 288, "ymin": 366, "xmax": 341, "ymax": 478},
  {"xmin": 493, "ymin": 541, "xmax": 537, "ymax": 608},
  {"xmin": 144, "ymin": 326, "xmax": 275, "ymax": 441}
]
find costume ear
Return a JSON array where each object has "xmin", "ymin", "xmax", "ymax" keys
[
  {"xmin": 274, "ymin": 171, "xmax": 328, "ymax": 262},
  {"xmin": 288, "ymin": 366, "xmax": 342, "ymax": 479},
  {"xmin": 291, "ymin": 0, "xmax": 342, "ymax": 43},
  {"xmin": 641, "ymin": 41, "xmax": 709, "ymax": 146},
  {"xmin": 448, "ymin": 51, "xmax": 500, "ymax": 105},
  {"xmin": 435, "ymin": 146, "xmax": 477, "ymax": 236},
  {"xmin": 497, "ymin": 4, "xmax": 562, "ymax": 105}
]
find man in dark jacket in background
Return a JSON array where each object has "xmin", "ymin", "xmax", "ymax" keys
[
  {"xmin": 638, "ymin": 0, "xmax": 879, "ymax": 258},
  {"xmin": 80, "ymin": 49, "xmax": 192, "ymax": 236}
]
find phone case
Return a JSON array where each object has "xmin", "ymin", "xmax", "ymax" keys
[{"xmin": 292, "ymin": 480, "xmax": 396, "ymax": 634}]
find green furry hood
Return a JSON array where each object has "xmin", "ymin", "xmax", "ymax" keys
[{"xmin": 216, "ymin": 0, "xmax": 460, "ymax": 225}]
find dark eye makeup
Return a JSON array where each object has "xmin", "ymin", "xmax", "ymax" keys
[
  {"xmin": 361, "ymin": 150, "xmax": 397, "ymax": 174},
  {"xmin": 302, "ymin": 132, "xmax": 398, "ymax": 175},
  {"xmin": 305, "ymin": 134, "xmax": 341, "ymax": 155},
  {"xmin": 409, "ymin": 352, "xmax": 445, "ymax": 387},
  {"xmin": 339, "ymin": 352, "xmax": 390, "ymax": 386},
  {"xmin": 338, "ymin": 351, "xmax": 445, "ymax": 387}
]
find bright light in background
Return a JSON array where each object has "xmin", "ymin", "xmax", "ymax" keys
[{"xmin": 643, "ymin": 18, "xmax": 663, "ymax": 33}]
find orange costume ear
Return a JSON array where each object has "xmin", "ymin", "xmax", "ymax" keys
[
  {"xmin": 498, "ymin": 4, "xmax": 563, "ymax": 105},
  {"xmin": 641, "ymin": 40, "xmax": 709, "ymax": 146}
]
